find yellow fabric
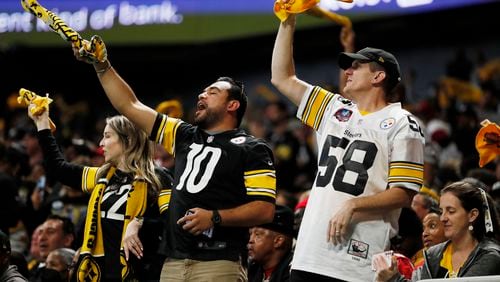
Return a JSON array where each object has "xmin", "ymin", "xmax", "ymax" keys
[
  {"xmin": 439, "ymin": 77, "xmax": 483, "ymax": 108},
  {"xmin": 244, "ymin": 169, "xmax": 276, "ymax": 198},
  {"xmin": 274, "ymin": 0, "xmax": 320, "ymax": 22},
  {"xmin": 411, "ymin": 248, "xmax": 425, "ymax": 268},
  {"xmin": 158, "ymin": 189, "xmax": 172, "ymax": 214},
  {"xmin": 388, "ymin": 161, "xmax": 424, "ymax": 185},
  {"xmin": 300, "ymin": 86, "xmax": 334, "ymax": 130},
  {"xmin": 440, "ymin": 243, "xmax": 460, "ymax": 278},
  {"xmin": 79, "ymin": 166, "xmax": 149, "ymax": 279},
  {"xmin": 477, "ymin": 58, "xmax": 500, "ymax": 82},
  {"xmin": 420, "ymin": 186, "xmax": 439, "ymax": 202},
  {"xmin": 359, "ymin": 110, "xmax": 370, "ymax": 116},
  {"xmin": 156, "ymin": 100, "xmax": 184, "ymax": 118},
  {"xmin": 244, "ymin": 169, "xmax": 277, "ymax": 199},
  {"xmin": 440, "ymin": 243, "xmax": 453, "ymax": 274},
  {"xmin": 81, "ymin": 167, "xmax": 99, "ymax": 193},
  {"xmin": 27, "ymin": 259, "xmax": 38, "ymax": 271},
  {"xmin": 307, "ymin": 5, "xmax": 352, "ymax": 28},
  {"xmin": 475, "ymin": 119, "xmax": 500, "ymax": 167},
  {"xmin": 18, "ymin": 88, "xmax": 56, "ymax": 132},
  {"xmin": 21, "ymin": 0, "xmax": 83, "ymax": 48},
  {"xmin": 154, "ymin": 115, "xmax": 183, "ymax": 155}
]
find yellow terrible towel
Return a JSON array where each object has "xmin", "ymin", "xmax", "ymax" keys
[
  {"xmin": 274, "ymin": 0, "xmax": 353, "ymax": 22},
  {"xmin": 475, "ymin": 119, "xmax": 500, "ymax": 167},
  {"xmin": 18, "ymin": 88, "xmax": 56, "ymax": 132}
]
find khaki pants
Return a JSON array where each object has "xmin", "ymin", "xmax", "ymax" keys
[{"xmin": 160, "ymin": 258, "xmax": 247, "ymax": 282}]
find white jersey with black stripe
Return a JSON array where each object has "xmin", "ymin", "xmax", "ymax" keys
[{"xmin": 292, "ymin": 85, "xmax": 425, "ymax": 281}]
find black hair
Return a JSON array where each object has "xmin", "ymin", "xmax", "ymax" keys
[
  {"xmin": 47, "ymin": 214, "xmax": 76, "ymax": 245},
  {"xmin": 217, "ymin": 76, "xmax": 247, "ymax": 127},
  {"xmin": 427, "ymin": 206, "xmax": 442, "ymax": 215},
  {"xmin": 0, "ymin": 142, "xmax": 31, "ymax": 177},
  {"xmin": 442, "ymin": 181, "xmax": 500, "ymax": 241}
]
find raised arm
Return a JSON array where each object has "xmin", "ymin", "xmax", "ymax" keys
[
  {"xmin": 271, "ymin": 15, "xmax": 309, "ymax": 106},
  {"xmin": 338, "ymin": 26, "xmax": 355, "ymax": 95},
  {"xmin": 27, "ymin": 104, "xmax": 84, "ymax": 190},
  {"xmin": 73, "ymin": 38, "xmax": 157, "ymax": 136}
]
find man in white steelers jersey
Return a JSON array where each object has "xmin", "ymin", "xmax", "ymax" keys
[{"xmin": 271, "ymin": 14, "xmax": 425, "ymax": 282}]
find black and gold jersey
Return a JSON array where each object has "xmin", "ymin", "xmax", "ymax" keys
[
  {"xmin": 37, "ymin": 129, "xmax": 172, "ymax": 281},
  {"xmin": 151, "ymin": 113, "xmax": 276, "ymax": 261}
]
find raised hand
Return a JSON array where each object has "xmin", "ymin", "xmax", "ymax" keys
[
  {"xmin": 19, "ymin": 88, "xmax": 56, "ymax": 131},
  {"xmin": 274, "ymin": 0, "xmax": 320, "ymax": 22},
  {"xmin": 374, "ymin": 255, "xmax": 399, "ymax": 282},
  {"xmin": 73, "ymin": 35, "xmax": 108, "ymax": 64},
  {"xmin": 340, "ymin": 26, "xmax": 355, "ymax": 52}
]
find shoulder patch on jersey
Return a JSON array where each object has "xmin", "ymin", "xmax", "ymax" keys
[
  {"xmin": 334, "ymin": 108, "xmax": 353, "ymax": 122},
  {"xmin": 337, "ymin": 96, "xmax": 354, "ymax": 106},
  {"xmin": 380, "ymin": 118, "xmax": 396, "ymax": 129},
  {"xmin": 230, "ymin": 136, "xmax": 246, "ymax": 144}
]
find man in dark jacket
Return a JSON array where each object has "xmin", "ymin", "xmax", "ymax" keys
[
  {"xmin": 0, "ymin": 230, "xmax": 27, "ymax": 281},
  {"xmin": 248, "ymin": 205, "xmax": 294, "ymax": 282}
]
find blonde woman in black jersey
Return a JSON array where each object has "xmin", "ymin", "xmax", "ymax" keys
[{"xmin": 28, "ymin": 104, "xmax": 172, "ymax": 281}]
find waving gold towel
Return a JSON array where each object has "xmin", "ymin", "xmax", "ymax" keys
[
  {"xmin": 18, "ymin": 88, "xmax": 56, "ymax": 132},
  {"xmin": 274, "ymin": 0, "xmax": 353, "ymax": 22},
  {"xmin": 475, "ymin": 119, "xmax": 500, "ymax": 167}
]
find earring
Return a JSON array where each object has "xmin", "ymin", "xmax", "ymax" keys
[{"xmin": 468, "ymin": 225, "xmax": 474, "ymax": 231}]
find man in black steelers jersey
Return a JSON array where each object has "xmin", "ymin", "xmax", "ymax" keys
[{"xmin": 74, "ymin": 42, "xmax": 277, "ymax": 281}]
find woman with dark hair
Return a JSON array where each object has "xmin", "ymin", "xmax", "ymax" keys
[
  {"xmin": 375, "ymin": 180, "xmax": 500, "ymax": 281},
  {"xmin": 27, "ymin": 104, "xmax": 173, "ymax": 281}
]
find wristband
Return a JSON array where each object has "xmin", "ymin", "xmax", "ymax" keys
[{"xmin": 95, "ymin": 60, "xmax": 112, "ymax": 74}]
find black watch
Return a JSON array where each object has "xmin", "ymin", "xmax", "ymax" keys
[{"xmin": 211, "ymin": 210, "xmax": 222, "ymax": 226}]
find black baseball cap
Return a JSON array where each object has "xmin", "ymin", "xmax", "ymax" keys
[
  {"xmin": 338, "ymin": 47, "xmax": 401, "ymax": 89},
  {"xmin": 259, "ymin": 205, "xmax": 295, "ymax": 237}
]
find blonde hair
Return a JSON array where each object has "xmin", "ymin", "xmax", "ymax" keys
[{"xmin": 98, "ymin": 115, "xmax": 161, "ymax": 197}]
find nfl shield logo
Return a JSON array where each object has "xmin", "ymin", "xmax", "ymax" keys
[{"xmin": 334, "ymin": 108, "xmax": 353, "ymax": 122}]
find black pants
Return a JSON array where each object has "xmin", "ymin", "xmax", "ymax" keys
[{"xmin": 291, "ymin": 269, "xmax": 347, "ymax": 282}]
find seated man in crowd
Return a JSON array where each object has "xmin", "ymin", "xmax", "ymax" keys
[
  {"xmin": 248, "ymin": 205, "xmax": 295, "ymax": 282},
  {"xmin": 44, "ymin": 248, "xmax": 76, "ymax": 282},
  {"xmin": 29, "ymin": 215, "xmax": 75, "ymax": 281}
]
